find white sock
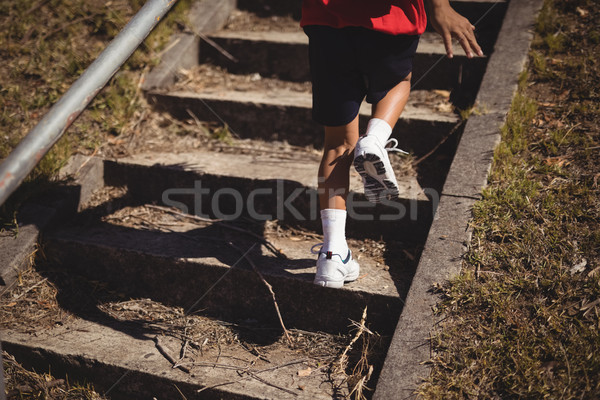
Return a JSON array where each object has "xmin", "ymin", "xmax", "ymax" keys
[
  {"xmin": 365, "ymin": 118, "xmax": 392, "ymax": 145},
  {"xmin": 320, "ymin": 209, "xmax": 349, "ymax": 256}
]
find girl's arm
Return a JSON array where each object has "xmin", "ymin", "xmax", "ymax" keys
[{"xmin": 424, "ymin": 0, "xmax": 483, "ymax": 59}]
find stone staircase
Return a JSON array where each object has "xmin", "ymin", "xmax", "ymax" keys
[{"xmin": 1, "ymin": 0, "xmax": 521, "ymax": 398}]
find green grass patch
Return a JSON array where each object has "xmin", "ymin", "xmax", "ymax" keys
[{"xmin": 420, "ymin": 0, "xmax": 600, "ymax": 398}]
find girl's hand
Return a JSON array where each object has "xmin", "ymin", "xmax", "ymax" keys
[{"xmin": 427, "ymin": 1, "xmax": 483, "ymax": 59}]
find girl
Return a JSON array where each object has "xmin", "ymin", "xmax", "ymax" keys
[{"xmin": 302, "ymin": 0, "xmax": 482, "ymax": 287}]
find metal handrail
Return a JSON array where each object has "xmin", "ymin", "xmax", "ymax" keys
[{"xmin": 0, "ymin": 0, "xmax": 179, "ymax": 206}]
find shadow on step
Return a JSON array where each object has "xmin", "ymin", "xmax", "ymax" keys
[{"xmin": 39, "ymin": 193, "xmax": 410, "ymax": 343}]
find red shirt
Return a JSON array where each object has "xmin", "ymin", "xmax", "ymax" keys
[{"xmin": 301, "ymin": 0, "xmax": 427, "ymax": 36}]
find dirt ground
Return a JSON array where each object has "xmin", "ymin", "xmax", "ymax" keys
[{"xmin": 223, "ymin": 9, "xmax": 301, "ymax": 33}]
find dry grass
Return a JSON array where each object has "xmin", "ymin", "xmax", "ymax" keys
[
  {"xmin": 331, "ymin": 307, "xmax": 387, "ymax": 400},
  {"xmin": 0, "ymin": 267, "xmax": 106, "ymax": 399},
  {"xmin": 420, "ymin": 0, "xmax": 600, "ymax": 398},
  {"xmin": 0, "ymin": 0, "xmax": 192, "ymax": 225},
  {"xmin": 3, "ymin": 352, "xmax": 107, "ymax": 400},
  {"xmin": 0, "ymin": 265, "xmax": 68, "ymax": 333}
]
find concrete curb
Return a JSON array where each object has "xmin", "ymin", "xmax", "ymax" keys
[
  {"xmin": 142, "ymin": 0, "xmax": 236, "ymax": 91},
  {"xmin": 0, "ymin": 155, "xmax": 104, "ymax": 291},
  {"xmin": 372, "ymin": 0, "xmax": 546, "ymax": 398}
]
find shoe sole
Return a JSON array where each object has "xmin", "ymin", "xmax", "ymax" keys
[
  {"xmin": 314, "ymin": 258, "xmax": 360, "ymax": 288},
  {"xmin": 354, "ymin": 153, "xmax": 399, "ymax": 203},
  {"xmin": 314, "ymin": 270, "xmax": 360, "ymax": 288}
]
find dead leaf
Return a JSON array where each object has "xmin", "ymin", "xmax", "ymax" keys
[
  {"xmin": 297, "ymin": 367, "xmax": 312, "ymax": 377},
  {"xmin": 544, "ymin": 157, "xmax": 570, "ymax": 167},
  {"xmin": 580, "ymin": 298, "xmax": 600, "ymax": 311},
  {"xmin": 576, "ymin": 7, "xmax": 589, "ymax": 17},
  {"xmin": 570, "ymin": 259, "xmax": 587, "ymax": 275},
  {"xmin": 436, "ymin": 102, "xmax": 454, "ymax": 113},
  {"xmin": 433, "ymin": 89, "xmax": 451, "ymax": 99},
  {"xmin": 5, "ymin": 302, "xmax": 17, "ymax": 307},
  {"xmin": 557, "ymin": 90, "xmax": 570, "ymax": 101}
]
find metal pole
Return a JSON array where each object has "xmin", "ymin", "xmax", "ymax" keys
[{"xmin": 0, "ymin": 0, "xmax": 179, "ymax": 206}]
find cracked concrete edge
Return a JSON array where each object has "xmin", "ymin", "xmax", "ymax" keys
[
  {"xmin": 0, "ymin": 340, "xmax": 206, "ymax": 400},
  {"xmin": 142, "ymin": 0, "xmax": 236, "ymax": 91},
  {"xmin": 0, "ymin": 155, "xmax": 104, "ymax": 291},
  {"xmin": 372, "ymin": 0, "xmax": 546, "ymax": 398}
]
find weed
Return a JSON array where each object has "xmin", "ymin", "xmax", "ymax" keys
[
  {"xmin": 458, "ymin": 102, "xmax": 490, "ymax": 120},
  {"xmin": 211, "ymin": 123, "xmax": 234, "ymax": 144}
]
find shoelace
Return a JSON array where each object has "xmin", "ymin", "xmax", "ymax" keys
[
  {"xmin": 310, "ymin": 243, "xmax": 324, "ymax": 255},
  {"xmin": 310, "ymin": 243, "xmax": 352, "ymax": 263},
  {"xmin": 385, "ymin": 138, "xmax": 409, "ymax": 155}
]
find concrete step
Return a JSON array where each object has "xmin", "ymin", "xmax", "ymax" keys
[
  {"xmin": 101, "ymin": 151, "xmax": 437, "ymax": 241},
  {"xmin": 2, "ymin": 312, "xmax": 353, "ymax": 399},
  {"xmin": 43, "ymin": 205, "xmax": 415, "ymax": 335},
  {"xmin": 200, "ymin": 29, "xmax": 488, "ymax": 92},
  {"xmin": 148, "ymin": 87, "xmax": 461, "ymax": 154}
]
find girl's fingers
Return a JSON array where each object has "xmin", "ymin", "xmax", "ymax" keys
[
  {"xmin": 456, "ymin": 32, "xmax": 474, "ymax": 58},
  {"xmin": 443, "ymin": 32, "xmax": 454, "ymax": 58}
]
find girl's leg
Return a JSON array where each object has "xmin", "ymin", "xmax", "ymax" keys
[
  {"xmin": 314, "ymin": 115, "xmax": 361, "ymax": 288},
  {"xmin": 317, "ymin": 115, "xmax": 359, "ymax": 257},
  {"xmin": 371, "ymin": 73, "xmax": 412, "ymax": 129},
  {"xmin": 318, "ymin": 115, "xmax": 360, "ymax": 210},
  {"xmin": 353, "ymin": 74, "xmax": 412, "ymax": 203}
]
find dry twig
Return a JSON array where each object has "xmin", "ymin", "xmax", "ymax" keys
[
  {"xmin": 247, "ymin": 371, "xmax": 298, "ymax": 396},
  {"xmin": 228, "ymin": 241, "xmax": 293, "ymax": 346},
  {"xmin": 337, "ymin": 306, "xmax": 368, "ymax": 372},
  {"xmin": 334, "ymin": 306, "xmax": 378, "ymax": 399},
  {"xmin": 194, "ymin": 31, "xmax": 238, "ymax": 63},
  {"xmin": 412, "ymin": 121, "xmax": 463, "ymax": 166},
  {"xmin": 154, "ymin": 336, "xmax": 191, "ymax": 374},
  {"xmin": 145, "ymin": 204, "xmax": 220, "ymax": 223},
  {"xmin": 11, "ymin": 278, "xmax": 48, "ymax": 302},
  {"xmin": 197, "ymin": 359, "xmax": 308, "ymax": 394}
]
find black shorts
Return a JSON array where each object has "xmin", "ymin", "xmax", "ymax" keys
[{"xmin": 304, "ymin": 25, "xmax": 419, "ymax": 127}]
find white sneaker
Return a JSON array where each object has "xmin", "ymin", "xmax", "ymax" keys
[
  {"xmin": 353, "ymin": 136, "xmax": 407, "ymax": 203},
  {"xmin": 311, "ymin": 244, "xmax": 360, "ymax": 288}
]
